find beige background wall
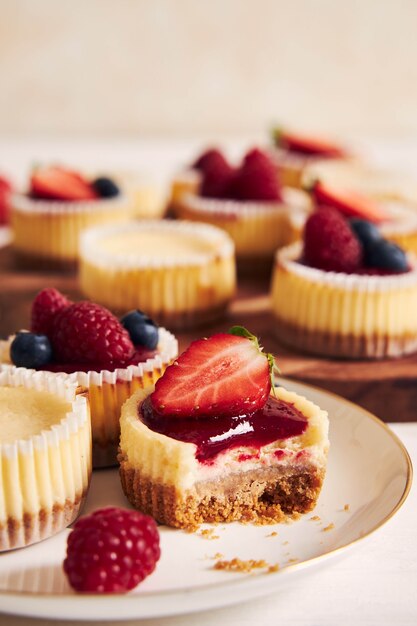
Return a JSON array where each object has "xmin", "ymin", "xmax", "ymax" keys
[{"xmin": 1, "ymin": 0, "xmax": 417, "ymax": 138}]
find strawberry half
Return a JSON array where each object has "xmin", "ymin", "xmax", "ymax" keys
[
  {"xmin": 272, "ymin": 127, "xmax": 347, "ymax": 158},
  {"xmin": 30, "ymin": 166, "xmax": 98, "ymax": 201},
  {"xmin": 150, "ymin": 327, "xmax": 276, "ymax": 419},
  {"xmin": 0, "ymin": 175, "xmax": 13, "ymax": 224},
  {"xmin": 308, "ymin": 180, "xmax": 387, "ymax": 224}
]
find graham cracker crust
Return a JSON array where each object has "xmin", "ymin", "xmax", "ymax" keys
[
  {"xmin": 119, "ymin": 455, "xmax": 325, "ymax": 530},
  {"xmin": 114, "ymin": 302, "xmax": 230, "ymax": 331},
  {"xmin": 273, "ymin": 317, "xmax": 417, "ymax": 359},
  {"xmin": 0, "ymin": 491, "xmax": 86, "ymax": 552}
]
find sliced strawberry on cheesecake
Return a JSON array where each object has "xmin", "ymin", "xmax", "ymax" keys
[
  {"xmin": 308, "ymin": 179, "xmax": 388, "ymax": 224},
  {"xmin": 272, "ymin": 127, "xmax": 348, "ymax": 158},
  {"xmin": 30, "ymin": 166, "xmax": 98, "ymax": 201},
  {"xmin": 119, "ymin": 326, "xmax": 329, "ymax": 528},
  {"xmin": 151, "ymin": 326, "xmax": 275, "ymax": 418}
]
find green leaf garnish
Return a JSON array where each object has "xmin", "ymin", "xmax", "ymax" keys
[{"xmin": 228, "ymin": 326, "xmax": 280, "ymax": 393}]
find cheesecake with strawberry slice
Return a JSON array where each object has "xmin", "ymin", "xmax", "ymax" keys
[
  {"xmin": 271, "ymin": 126, "xmax": 352, "ymax": 189},
  {"xmin": 11, "ymin": 165, "xmax": 133, "ymax": 268},
  {"xmin": 119, "ymin": 327, "xmax": 329, "ymax": 528}
]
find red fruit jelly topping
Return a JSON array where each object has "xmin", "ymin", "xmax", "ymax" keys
[{"xmin": 141, "ymin": 395, "xmax": 308, "ymax": 464}]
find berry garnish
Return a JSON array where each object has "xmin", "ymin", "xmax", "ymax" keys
[
  {"xmin": 10, "ymin": 332, "xmax": 53, "ymax": 369},
  {"xmin": 63, "ymin": 507, "xmax": 160, "ymax": 594},
  {"xmin": 304, "ymin": 208, "xmax": 363, "ymax": 273},
  {"xmin": 229, "ymin": 148, "xmax": 282, "ymax": 202},
  {"xmin": 272, "ymin": 126, "xmax": 347, "ymax": 157},
  {"xmin": 151, "ymin": 326, "xmax": 276, "ymax": 419},
  {"xmin": 120, "ymin": 310, "xmax": 159, "ymax": 350},
  {"xmin": 91, "ymin": 176, "xmax": 120, "ymax": 198},
  {"xmin": 200, "ymin": 155, "xmax": 235, "ymax": 199},
  {"xmin": 51, "ymin": 301, "xmax": 134, "ymax": 366},
  {"xmin": 31, "ymin": 288, "xmax": 72, "ymax": 336},
  {"xmin": 192, "ymin": 148, "xmax": 228, "ymax": 172},
  {"xmin": 308, "ymin": 180, "xmax": 387, "ymax": 223},
  {"xmin": 0, "ymin": 175, "xmax": 13, "ymax": 225},
  {"xmin": 30, "ymin": 166, "xmax": 98, "ymax": 201},
  {"xmin": 365, "ymin": 239, "xmax": 409, "ymax": 273},
  {"xmin": 350, "ymin": 218, "xmax": 382, "ymax": 247}
]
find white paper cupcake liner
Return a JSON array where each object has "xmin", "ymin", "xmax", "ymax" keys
[{"xmin": 0, "ymin": 368, "xmax": 91, "ymax": 551}]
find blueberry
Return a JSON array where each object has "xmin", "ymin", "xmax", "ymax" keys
[
  {"xmin": 10, "ymin": 332, "xmax": 53, "ymax": 368},
  {"xmin": 350, "ymin": 219, "xmax": 382, "ymax": 247},
  {"xmin": 120, "ymin": 310, "xmax": 159, "ymax": 350},
  {"xmin": 91, "ymin": 177, "xmax": 120, "ymax": 198},
  {"xmin": 366, "ymin": 239, "xmax": 409, "ymax": 272}
]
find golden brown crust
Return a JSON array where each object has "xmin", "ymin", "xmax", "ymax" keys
[
  {"xmin": 0, "ymin": 490, "xmax": 87, "ymax": 552},
  {"xmin": 273, "ymin": 316, "xmax": 417, "ymax": 359},
  {"xmin": 119, "ymin": 453, "xmax": 325, "ymax": 530}
]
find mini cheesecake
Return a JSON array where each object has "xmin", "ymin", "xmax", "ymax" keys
[
  {"xmin": 119, "ymin": 329, "xmax": 329, "ymax": 529},
  {"xmin": 0, "ymin": 369, "xmax": 91, "ymax": 551},
  {"xmin": 271, "ymin": 242, "xmax": 417, "ymax": 359},
  {"xmin": 10, "ymin": 166, "xmax": 134, "ymax": 269},
  {"xmin": 79, "ymin": 220, "xmax": 236, "ymax": 329}
]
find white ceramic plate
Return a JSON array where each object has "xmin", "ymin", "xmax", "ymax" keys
[{"xmin": 0, "ymin": 379, "xmax": 412, "ymax": 621}]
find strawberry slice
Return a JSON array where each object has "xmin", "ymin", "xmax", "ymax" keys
[
  {"xmin": 309, "ymin": 180, "xmax": 388, "ymax": 224},
  {"xmin": 150, "ymin": 327, "xmax": 275, "ymax": 419},
  {"xmin": 30, "ymin": 166, "xmax": 98, "ymax": 201},
  {"xmin": 272, "ymin": 127, "xmax": 347, "ymax": 158},
  {"xmin": 0, "ymin": 175, "xmax": 13, "ymax": 224}
]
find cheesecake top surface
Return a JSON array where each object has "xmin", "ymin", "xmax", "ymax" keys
[
  {"xmin": 0, "ymin": 386, "xmax": 72, "ymax": 444},
  {"xmin": 97, "ymin": 230, "xmax": 220, "ymax": 259}
]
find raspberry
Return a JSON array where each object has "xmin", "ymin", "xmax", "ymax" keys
[
  {"xmin": 192, "ymin": 148, "xmax": 227, "ymax": 172},
  {"xmin": 230, "ymin": 148, "xmax": 282, "ymax": 201},
  {"xmin": 51, "ymin": 301, "xmax": 134, "ymax": 366},
  {"xmin": 304, "ymin": 208, "xmax": 363, "ymax": 273},
  {"xmin": 31, "ymin": 288, "xmax": 71, "ymax": 336},
  {"xmin": 195, "ymin": 150, "xmax": 235, "ymax": 199},
  {"xmin": 63, "ymin": 507, "xmax": 161, "ymax": 593}
]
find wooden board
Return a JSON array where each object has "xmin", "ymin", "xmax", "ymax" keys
[{"xmin": 1, "ymin": 245, "xmax": 417, "ymax": 423}]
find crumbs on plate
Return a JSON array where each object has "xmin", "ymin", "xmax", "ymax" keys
[
  {"xmin": 322, "ymin": 522, "xmax": 335, "ymax": 532},
  {"xmin": 214, "ymin": 558, "xmax": 279, "ymax": 574},
  {"xmin": 199, "ymin": 528, "xmax": 219, "ymax": 540}
]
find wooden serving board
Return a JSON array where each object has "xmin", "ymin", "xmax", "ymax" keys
[{"xmin": 1, "ymin": 245, "xmax": 416, "ymax": 423}]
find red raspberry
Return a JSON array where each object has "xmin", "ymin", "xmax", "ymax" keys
[
  {"xmin": 63, "ymin": 507, "xmax": 161, "ymax": 593},
  {"xmin": 192, "ymin": 148, "xmax": 227, "ymax": 172},
  {"xmin": 304, "ymin": 207, "xmax": 363, "ymax": 273},
  {"xmin": 194, "ymin": 149, "xmax": 236, "ymax": 199},
  {"xmin": 51, "ymin": 301, "xmax": 134, "ymax": 366},
  {"xmin": 31, "ymin": 288, "xmax": 72, "ymax": 336},
  {"xmin": 230, "ymin": 148, "xmax": 282, "ymax": 202}
]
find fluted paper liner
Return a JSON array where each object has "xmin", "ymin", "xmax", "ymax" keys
[
  {"xmin": 271, "ymin": 242, "xmax": 417, "ymax": 358},
  {"xmin": 11, "ymin": 192, "xmax": 133, "ymax": 263},
  {"xmin": 175, "ymin": 188, "xmax": 311, "ymax": 257},
  {"xmin": 79, "ymin": 219, "xmax": 236, "ymax": 328},
  {"xmin": 0, "ymin": 368, "xmax": 91, "ymax": 551},
  {"xmin": 0, "ymin": 328, "xmax": 178, "ymax": 468}
]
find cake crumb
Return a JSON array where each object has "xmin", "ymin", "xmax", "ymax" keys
[
  {"xmin": 322, "ymin": 522, "xmax": 335, "ymax": 532},
  {"xmin": 310, "ymin": 515, "xmax": 321, "ymax": 522},
  {"xmin": 266, "ymin": 531, "xmax": 278, "ymax": 538},
  {"xmin": 212, "ymin": 552, "xmax": 224, "ymax": 560},
  {"xmin": 199, "ymin": 528, "xmax": 219, "ymax": 540},
  {"xmin": 268, "ymin": 563, "xmax": 280, "ymax": 573},
  {"xmin": 282, "ymin": 540, "xmax": 289, "ymax": 546},
  {"xmin": 287, "ymin": 558, "xmax": 298, "ymax": 564},
  {"xmin": 344, "ymin": 504, "xmax": 350, "ymax": 512},
  {"xmin": 214, "ymin": 558, "xmax": 278, "ymax": 573}
]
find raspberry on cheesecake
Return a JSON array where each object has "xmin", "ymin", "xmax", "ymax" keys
[{"xmin": 119, "ymin": 327, "xmax": 329, "ymax": 529}]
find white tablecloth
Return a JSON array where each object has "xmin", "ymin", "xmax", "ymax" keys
[{"xmin": 1, "ymin": 422, "xmax": 415, "ymax": 626}]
